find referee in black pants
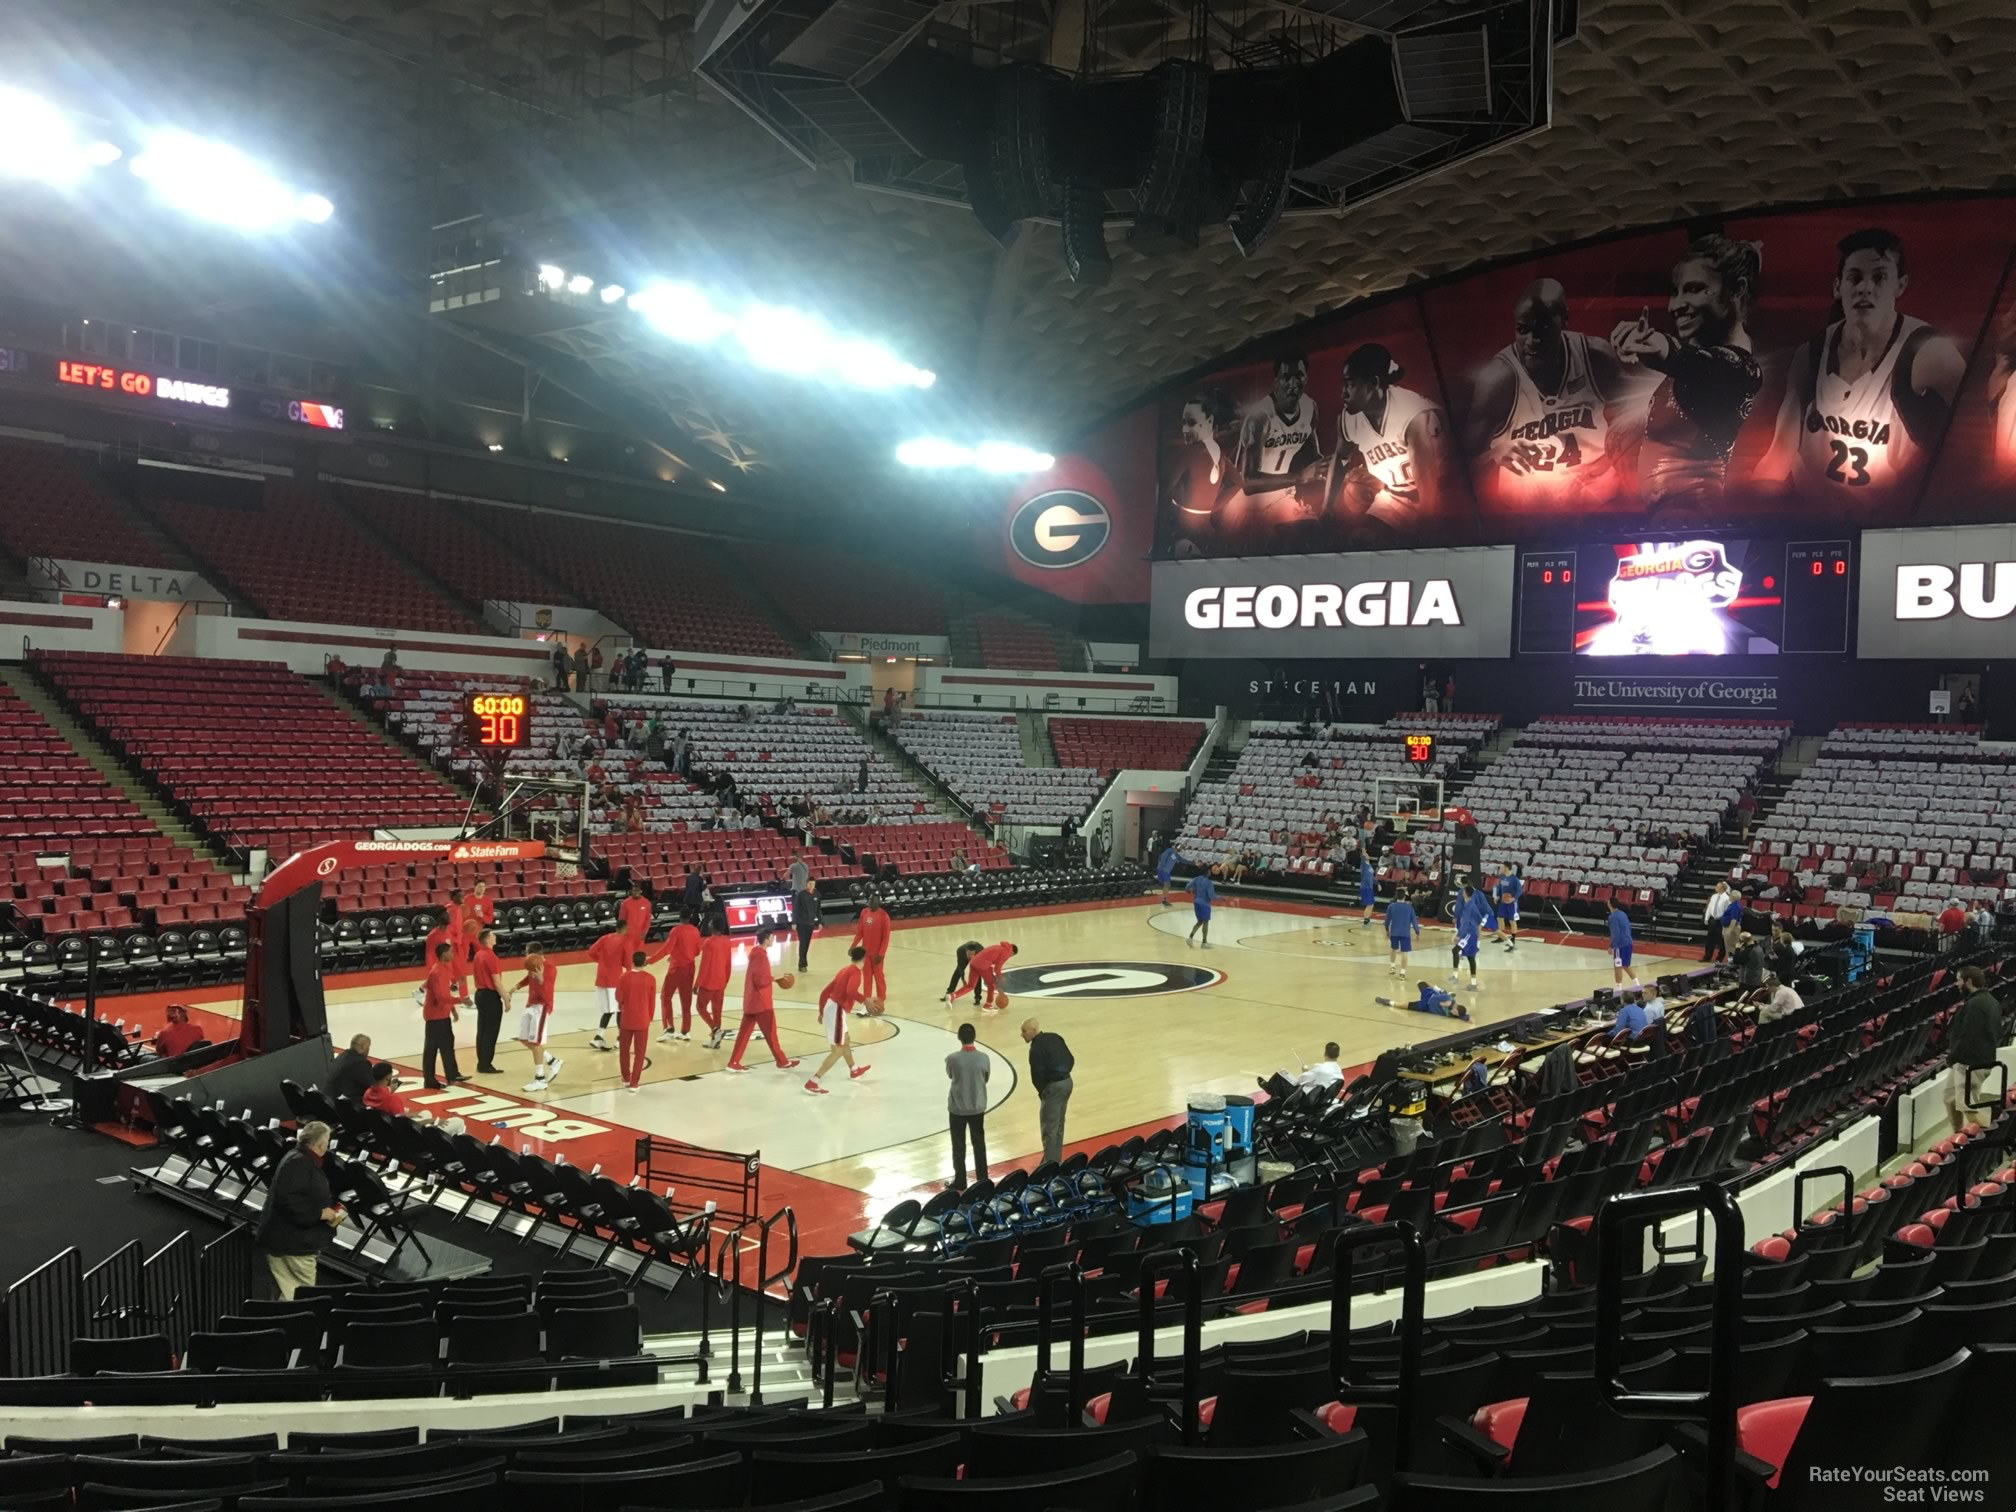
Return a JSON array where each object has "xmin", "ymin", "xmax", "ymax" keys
[
  {"xmin": 471, "ymin": 928, "xmax": 505, "ymax": 1074},
  {"xmin": 793, "ymin": 886, "xmax": 821, "ymax": 972}
]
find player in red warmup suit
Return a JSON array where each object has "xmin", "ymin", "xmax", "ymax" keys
[
  {"xmin": 615, "ymin": 952, "xmax": 658, "ymax": 1091},
  {"xmin": 966, "ymin": 941, "xmax": 1019, "ymax": 1012},
  {"xmin": 693, "ymin": 918, "xmax": 734, "ymax": 1049},
  {"xmin": 726, "ymin": 928, "xmax": 799, "ymax": 1072},
  {"xmin": 804, "ymin": 945, "xmax": 872, "ymax": 1094},
  {"xmin": 587, "ymin": 928, "xmax": 629, "ymax": 1051},
  {"xmin": 649, "ymin": 909, "xmax": 704, "ymax": 1041},
  {"xmin": 851, "ymin": 895, "xmax": 892, "ymax": 1009},
  {"xmin": 619, "ymin": 882, "xmax": 652, "ymax": 944}
]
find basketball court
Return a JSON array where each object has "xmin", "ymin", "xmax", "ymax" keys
[{"xmin": 167, "ymin": 894, "xmax": 1692, "ymax": 1259}]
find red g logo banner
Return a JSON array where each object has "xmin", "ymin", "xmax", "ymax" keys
[{"xmin": 998, "ymin": 408, "xmax": 1156, "ymax": 603}]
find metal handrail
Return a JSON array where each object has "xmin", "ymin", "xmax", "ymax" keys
[
  {"xmin": 1325, "ymin": 1220, "xmax": 1427, "ymax": 1471},
  {"xmin": 1136, "ymin": 1246, "xmax": 1205, "ymax": 1445},
  {"xmin": 712, "ymin": 1205, "xmax": 795, "ymax": 1401},
  {"xmin": 749, "ymin": 1206, "xmax": 797, "ymax": 1406},
  {"xmin": 1593, "ymin": 1181, "xmax": 1743, "ymax": 1512}
]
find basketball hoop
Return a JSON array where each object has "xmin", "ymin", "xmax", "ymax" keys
[{"xmin": 554, "ymin": 860, "xmax": 580, "ymax": 881}]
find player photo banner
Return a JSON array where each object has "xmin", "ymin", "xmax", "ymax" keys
[
  {"xmin": 1148, "ymin": 546, "xmax": 1514, "ymax": 660},
  {"xmin": 1150, "ymin": 198, "xmax": 2016, "ymax": 563},
  {"xmin": 1858, "ymin": 524, "xmax": 2016, "ymax": 659}
]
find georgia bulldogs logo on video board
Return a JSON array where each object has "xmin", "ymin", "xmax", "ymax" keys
[{"xmin": 996, "ymin": 961, "xmax": 1223, "ymax": 999}]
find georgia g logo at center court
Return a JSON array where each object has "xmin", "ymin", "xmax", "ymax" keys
[
  {"xmin": 1010, "ymin": 491, "xmax": 1111, "ymax": 569},
  {"xmin": 998, "ymin": 961, "xmax": 1223, "ymax": 1000}
]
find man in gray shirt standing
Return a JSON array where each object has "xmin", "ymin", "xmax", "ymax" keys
[
  {"xmin": 946, "ymin": 1023, "xmax": 990, "ymax": 1191},
  {"xmin": 1023, "ymin": 1018, "xmax": 1075, "ymax": 1165}
]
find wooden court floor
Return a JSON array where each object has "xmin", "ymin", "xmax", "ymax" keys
[{"xmin": 304, "ymin": 896, "xmax": 1694, "ymax": 1244}]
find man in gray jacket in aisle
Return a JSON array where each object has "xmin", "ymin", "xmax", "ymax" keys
[
  {"xmin": 946, "ymin": 1023, "xmax": 990, "ymax": 1191},
  {"xmin": 1023, "ymin": 1018, "xmax": 1075, "ymax": 1165}
]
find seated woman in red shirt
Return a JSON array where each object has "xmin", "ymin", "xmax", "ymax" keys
[
  {"xmin": 155, "ymin": 1004, "xmax": 206, "ymax": 1059},
  {"xmin": 362, "ymin": 1062, "xmax": 431, "ymax": 1121}
]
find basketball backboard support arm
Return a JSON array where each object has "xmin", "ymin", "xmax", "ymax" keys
[{"xmin": 463, "ymin": 771, "xmax": 592, "ymax": 871}]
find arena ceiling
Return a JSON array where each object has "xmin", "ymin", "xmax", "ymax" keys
[{"xmin": 12, "ymin": 0, "xmax": 2016, "ymax": 489}]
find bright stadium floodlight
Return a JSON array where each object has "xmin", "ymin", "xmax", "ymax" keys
[
  {"xmin": 0, "ymin": 87, "xmax": 117, "ymax": 186},
  {"xmin": 599, "ymin": 283, "xmax": 626, "ymax": 304},
  {"xmin": 627, "ymin": 282, "xmax": 736, "ymax": 344},
  {"xmin": 128, "ymin": 129, "xmax": 333, "ymax": 231},
  {"xmin": 566, "ymin": 273, "xmax": 594, "ymax": 295},
  {"xmin": 897, "ymin": 438, "xmax": 1053, "ymax": 473},
  {"xmin": 624, "ymin": 279, "xmax": 931, "ymax": 391},
  {"xmin": 537, "ymin": 264, "xmax": 567, "ymax": 290}
]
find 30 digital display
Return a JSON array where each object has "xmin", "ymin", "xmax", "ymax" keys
[
  {"xmin": 465, "ymin": 692, "xmax": 530, "ymax": 750},
  {"xmin": 1403, "ymin": 732, "xmax": 1437, "ymax": 766}
]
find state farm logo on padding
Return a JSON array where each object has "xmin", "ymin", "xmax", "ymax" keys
[{"xmin": 1011, "ymin": 491, "xmax": 1111, "ymax": 569}]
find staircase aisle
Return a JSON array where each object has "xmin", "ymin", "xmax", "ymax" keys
[{"xmin": 841, "ymin": 704, "xmax": 969, "ymax": 822}]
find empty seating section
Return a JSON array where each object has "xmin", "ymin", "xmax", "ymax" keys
[
  {"xmin": 1049, "ymin": 717, "xmax": 1205, "ymax": 773},
  {"xmin": 729, "ymin": 543, "xmax": 948, "ymax": 635},
  {"xmin": 603, "ymin": 698, "xmax": 936, "ymax": 822},
  {"xmin": 1180, "ymin": 722, "xmax": 1476, "ymax": 877},
  {"xmin": 477, "ymin": 509, "xmax": 794, "ymax": 657},
  {"xmin": 340, "ymin": 488, "xmax": 571, "ymax": 609},
  {"xmin": 0, "ymin": 440, "xmax": 183, "ymax": 568},
  {"xmin": 1748, "ymin": 724, "xmax": 2014, "ymax": 918},
  {"xmin": 0, "ymin": 685, "xmax": 148, "ymax": 843},
  {"xmin": 825, "ymin": 821, "xmax": 1011, "ymax": 875},
  {"xmin": 5, "ymin": 837, "xmax": 240, "ymax": 942},
  {"xmin": 39, "ymin": 653, "xmax": 470, "ymax": 856},
  {"xmin": 974, "ymin": 614, "xmax": 1061, "ymax": 670},
  {"xmin": 600, "ymin": 829, "xmax": 845, "ymax": 893},
  {"xmin": 1450, "ymin": 718, "xmax": 1785, "ymax": 905},
  {"xmin": 895, "ymin": 712, "xmax": 1102, "ymax": 826},
  {"xmin": 145, "ymin": 485, "xmax": 481, "ymax": 634}
]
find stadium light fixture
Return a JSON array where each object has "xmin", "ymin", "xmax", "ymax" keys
[
  {"xmin": 128, "ymin": 129, "xmax": 334, "ymax": 231},
  {"xmin": 896, "ymin": 438, "xmax": 1054, "ymax": 474},
  {"xmin": 566, "ymin": 273, "xmax": 594, "ymax": 295},
  {"xmin": 599, "ymin": 283, "xmax": 626, "ymax": 304},
  {"xmin": 537, "ymin": 264, "xmax": 567, "ymax": 290},
  {"xmin": 0, "ymin": 87, "xmax": 120, "ymax": 186},
  {"xmin": 627, "ymin": 280, "xmax": 933, "ymax": 391}
]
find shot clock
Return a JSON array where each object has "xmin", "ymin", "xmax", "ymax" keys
[
  {"xmin": 1403, "ymin": 732, "xmax": 1437, "ymax": 766},
  {"xmin": 465, "ymin": 691, "xmax": 530, "ymax": 750}
]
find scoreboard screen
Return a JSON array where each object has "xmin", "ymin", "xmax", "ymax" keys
[
  {"xmin": 1515, "ymin": 538, "xmax": 1854, "ymax": 656},
  {"xmin": 1402, "ymin": 732, "xmax": 1437, "ymax": 766},
  {"xmin": 723, "ymin": 890, "xmax": 795, "ymax": 934},
  {"xmin": 465, "ymin": 691, "xmax": 530, "ymax": 749}
]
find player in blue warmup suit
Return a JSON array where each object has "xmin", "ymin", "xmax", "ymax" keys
[
  {"xmin": 1358, "ymin": 850, "xmax": 1379, "ymax": 928},
  {"xmin": 1609, "ymin": 900, "xmax": 1643, "ymax": 988},
  {"xmin": 1155, "ymin": 843, "xmax": 1189, "ymax": 907},
  {"xmin": 1495, "ymin": 865, "xmax": 1523, "ymax": 951},
  {"xmin": 1384, "ymin": 889, "xmax": 1421, "ymax": 976},
  {"xmin": 1187, "ymin": 867, "xmax": 1217, "ymax": 949},
  {"xmin": 1451, "ymin": 885, "xmax": 1485, "ymax": 992},
  {"xmin": 1375, "ymin": 979, "xmax": 1470, "ymax": 1020}
]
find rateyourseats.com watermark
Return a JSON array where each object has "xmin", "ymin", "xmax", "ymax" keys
[{"xmin": 1810, "ymin": 1466, "xmax": 1990, "ymax": 1502}]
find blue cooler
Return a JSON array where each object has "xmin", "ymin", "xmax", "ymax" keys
[
  {"xmin": 1848, "ymin": 923, "xmax": 1875, "ymax": 983},
  {"xmin": 1126, "ymin": 1167, "xmax": 1194, "ymax": 1225}
]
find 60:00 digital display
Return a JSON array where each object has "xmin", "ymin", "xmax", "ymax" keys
[{"xmin": 465, "ymin": 692, "xmax": 529, "ymax": 749}]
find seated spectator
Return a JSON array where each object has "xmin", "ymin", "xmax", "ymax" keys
[
  {"xmin": 362, "ymin": 1062, "xmax": 432, "ymax": 1121},
  {"xmin": 1297, "ymin": 1041, "xmax": 1345, "ymax": 1089},
  {"xmin": 1940, "ymin": 898, "xmax": 1969, "ymax": 940},
  {"xmin": 1610, "ymin": 989, "xmax": 1651, "ymax": 1042},
  {"xmin": 326, "ymin": 1034, "xmax": 373, "ymax": 1102},
  {"xmin": 1757, "ymin": 974, "xmax": 1803, "ymax": 1023},
  {"xmin": 155, "ymin": 1004, "xmax": 205, "ymax": 1058}
]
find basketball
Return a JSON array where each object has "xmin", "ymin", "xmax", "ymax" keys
[
  {"xmin": 776, "ymin": 973, "xmax": 796, "ymax": 990},
  {"xmin": 994, "ymin": 993, "xmax": 1010, "ymax": 1009},
  {"xmin": 867, "ymin": 997, "xmax": 887, "ymax": 1016}
]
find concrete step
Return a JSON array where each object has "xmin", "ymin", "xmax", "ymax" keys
[{"xmin": 842, "ymin": 705, "xmax": 968, "ymax": 821}]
